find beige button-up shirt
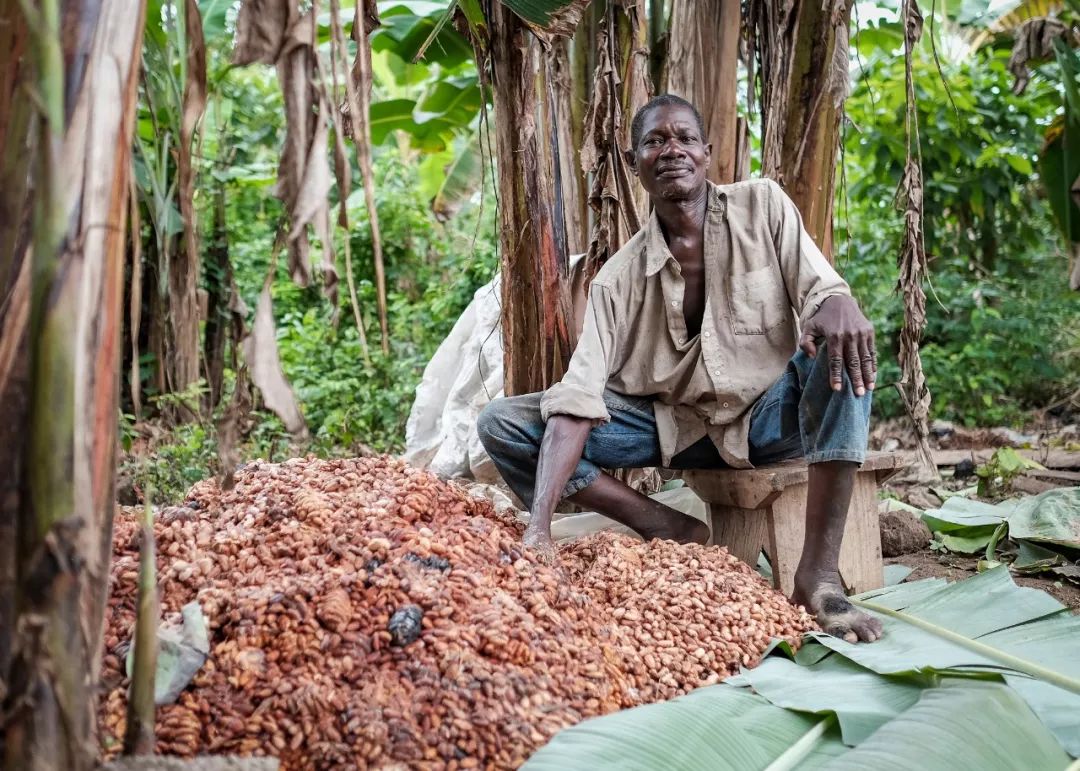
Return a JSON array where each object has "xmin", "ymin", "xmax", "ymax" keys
[{"xmin": 538, "ymin": 178, "xmax": 851, "ymax": 468}]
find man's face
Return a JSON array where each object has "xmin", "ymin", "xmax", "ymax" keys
[{"xmin": 626, "ymin": 104, "xmax": 711, "ymax": 201}]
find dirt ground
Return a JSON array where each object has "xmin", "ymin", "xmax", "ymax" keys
[{"xmin": 885, "ymin": 551, "xmax": 1080, "ymax": 612}]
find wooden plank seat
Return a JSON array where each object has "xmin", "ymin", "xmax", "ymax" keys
[{"xmin": 680, "ymin": 452, "xmax": 905, "ymax": 596}]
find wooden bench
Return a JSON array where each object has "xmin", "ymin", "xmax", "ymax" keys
[{"xmin": 681, "ymin": 452, "xmax": 905, "ymax": 596}]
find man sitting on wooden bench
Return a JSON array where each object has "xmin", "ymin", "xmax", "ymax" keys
[{"xmin": 477, "ymin": 95, "xmax": 882, "ymax": 643}]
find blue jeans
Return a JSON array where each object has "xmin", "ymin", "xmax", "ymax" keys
[{"xmin": 477, "ymin": 345, "xmax": 872, "ymax": 510}]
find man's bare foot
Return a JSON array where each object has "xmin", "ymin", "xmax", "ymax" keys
[
  {"xmin": 640, "ymin": 515, "xmax": 710, "ymax": 546},
  {"xmin": 792, "ymin": 574, "xmax": 883, "ymax": 643},
  {"xmin": 522, "ymin": 524, "xmax": 559, "ymax": 565}
]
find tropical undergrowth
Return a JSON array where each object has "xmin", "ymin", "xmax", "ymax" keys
[{"xmin": 838, "ymin": 40, "xmax": 1080, "ymax": 426}]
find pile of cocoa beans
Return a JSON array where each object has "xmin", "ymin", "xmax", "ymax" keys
[{"xmin": 99, "ymin": 457, "xmax": 816, "ymax": 770}]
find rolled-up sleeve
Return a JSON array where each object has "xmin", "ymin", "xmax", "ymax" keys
[
  {"xmin": 768, "ymin": 180, "xmax": 851, "ymax": 329},
  {"xmin": 539, "ymin": 283, "xmax": 619, "ymax": 423}
]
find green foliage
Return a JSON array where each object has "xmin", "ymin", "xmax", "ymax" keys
[
  {"xmin": 275, "ymin": 150, "xmax": 497, "ymax": 454},
  {"xmin": 122, "ymin": 421, "xmax": 221, "ymax": 502},
  {"xmin": 839, "ymin": 33, "xmax": 1080, "ymax": 425},
  {"xmin": 124, "ymin": 8, "xmax": 497, "ymax": 501},
  {"xmin": 1042, "ymin": 39, "xmax": 1080, "ymax": 244},
  {"xmin": 976, "ymin": 446, "xmax": 1044, "ymax": 496}
]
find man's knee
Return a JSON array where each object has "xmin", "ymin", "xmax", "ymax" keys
[
  {"xmin": 477, "ymin": 395, "xmax": 541, "ymax": 450},
  {"xmin": 476, "ymin": 399, "xmax": 508, "ymax": 450}
]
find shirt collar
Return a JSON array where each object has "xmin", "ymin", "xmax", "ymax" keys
[{"xmin": 643, "ymin": 183, "xmax": 727, "ymax": 277}]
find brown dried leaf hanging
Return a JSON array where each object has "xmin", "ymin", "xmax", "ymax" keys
[
  {"xmin": 896, "ymin": 0, "xmax": 937, "ymax": 480},
  {"xmin": 505, "ymin": 0, "xmax": 594, "ymax": 47},
  {"xmin": 242, "ymin": 285, "xmax": 309, "ymax": 439},
  {"xmin": 1008, "ymin": 18, "xmax": 1074, "ymax": 96},
  {"xmin": 581, "ymin": 10, "xmax": 644, "ymax": 282},
  {"xmin": 273, "ymin": 10, "xmax": 337, "ymax": 299},
  {"xmin": 233, "ymin": 0, "xmax": 296, "ymax": 65}
]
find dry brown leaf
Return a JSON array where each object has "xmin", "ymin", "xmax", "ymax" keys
[
  {"xmin": 350, "ymin": 0, "xmax": 381, "ymax": 39},
  {"xmin": 519, "ymin": 0, "xmax": 594, "ymax": 46},
  {"xmin": 290, "ymin": 99, "xmax": 333, "ymax": 245},
  {"xmin": 895, "ymin": 0, "xmax": 936, "ymax": 480},
  {"xmin": 580, "ymin": 14, "xmax": 643, "ymax": 282},
  {"xmin": 233, "ymin": 0, "xmax": 295, "ymax": 65},
  {"xmin": 1008, "ymin": 18, "xmax": 1073, "ymax": 95},
  {"xmin": 274, "ymin": 11, "xmax": 329, "ymax": 289},
  {"xmin": 242, "ymin": 286, "xmax": 308, "ymax": 438}
]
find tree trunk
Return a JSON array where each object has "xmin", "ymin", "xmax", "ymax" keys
[
  {"xmin": 0, "ymin": 2, "xmax": 31, "ymax": 696},
  {"xmin": 664, "ymin": 0, "xmax": 741, "ymax": 184},
  {"xmin": 553, "ymin": 37, "xmax": 587, "ymax": 255},
  {"xmin": 204, "ymin": 178, "xmax": 231, "ymax": 409},
  {"xmin": 648, "ymin": 0, "xmax": 666, "ymax": 93},
  {"xmin": 571, "ymin": 7, "xmax": 599, "ymax": 248},
  {"xmin": 168, "ymin": 0, "xmax": 207, "ymax": 413},
  {"xmin": 615, "ymin": 0, "xmax": 652, "ymax": 219},
  {"xmin": 0, "ymin": 2, "xmax": 145, "ymax": 767},
  {"xmin": 754, "ymin": 0, "xmax": 852, "ymax": 259},
  {"xmin": 491, "ymin": 4, "xmax": 574, "ymax": 396}
]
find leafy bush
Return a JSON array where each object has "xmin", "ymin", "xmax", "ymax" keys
[{"xmin": 838, "ymin": 38, "xmax": 1080, "ymax": 425}]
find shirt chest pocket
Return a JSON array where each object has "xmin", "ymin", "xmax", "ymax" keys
[{"xmin": 728, "ymin": 267, "xmax": 788, "ymax": 335}]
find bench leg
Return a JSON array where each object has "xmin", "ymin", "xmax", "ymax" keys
[
  {"xmin": 766, "ymin": 482, "xmax": 808, "ymax": 597},
  {"xmin": 839, "ymin": 472, "xmax": 884, "ymax": 594},
  {"xmin": 766, "ymin": 474, "xmax": 885, "ymax": 598},
  {"xmin": 707, "ymin": 504, "xmax": 769, "ymax": 567}
]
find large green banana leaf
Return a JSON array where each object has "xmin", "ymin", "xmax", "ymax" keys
[
  {"xmin": 525, "ymin": 568, "xmax": 1080, "ymax": 768},
  {"xmin": 921, "ymin": 489, "xmax": 1080, "ymax": 558},
  {"xmin": 1009, "ymin": 488, "xmax": 1080, "ymax": 548},
  {"xmin": 526, "ymin": 678, "xmax": 1070, "ymax": 770},
  {"xmin": 823, "ymin": 568, "xmax": 1080, "ymax": 754},
  {"xmin": 731, "ymin": 652, "xmax": 926, "ymax": 745},
  {"xmin": 824, "ymin": 681, "xmax": 1070, "ymax": 771},
  {"xmin": 523, "ymin": 684, "xmax": 849, "ymax": 771}
]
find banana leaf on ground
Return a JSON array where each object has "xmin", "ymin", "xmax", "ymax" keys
[{"xmin": 525, "ymin": 568, "xmax": 1080, "ymax": 770}]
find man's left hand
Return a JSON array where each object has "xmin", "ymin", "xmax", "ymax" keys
[{"xmin": 800, "ymin": 295, "xmax": 876, "ymax": 396}]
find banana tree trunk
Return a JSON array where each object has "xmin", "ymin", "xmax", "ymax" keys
[
  {"xmin": 615, "ymin": 0, "xmax": 652, "ymax": 218},
  {"xmin": 0, "ymin": 1, "xmax": 145, "ymax": 767},
  {"xmin": 755, "ymin": 0, "xmax": 852, "ymax": 259},
  {"xmin": 491, "ymin": 3, "xmax": 574, "ymax": 396},
  {"xmin": 553, "ymin": 37, "xmax": 587, "ymax": 255},
  {"xmin": 664, "ymin": 0, "xmax": 741, "ymax": 184}
]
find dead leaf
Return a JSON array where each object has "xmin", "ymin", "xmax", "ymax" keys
[
  {"xmin": 895, "ymin": 0, "xmax": 936, "ymax": 481},
  {"xmin": 241, "ymin": 285, "xmax": 308, "ymax": 438},
  {"xmin": 233, "ymin": 0, "xmax": 296, "ymax": 65},
  {"xmin": 274, "ymin": 11, "xmax": 330, "ymax": 288},
  {"xmin": 350, "ymin": 0, "xmax": 381, "ymax": 39},
  {"xmin": 1008, "ymin": 18, "xmax": 1073, "ymax": 95},
  {"xmin": 580, "ymin": 14, "xmax": 643, "ymax": 282},
  {"xmin": 509, "ymin": 0, "xmax": 593, "ymax": 46}
]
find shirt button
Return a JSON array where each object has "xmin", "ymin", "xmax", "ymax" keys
[
  {"xmin": 671, "ymin": 300, "xmax": 679, "ymax": 307},
  {"xmin": 703, "ymin": 331, "xmax": 711, "ymax": 338},
  {"xmin": 723, "ymin": 402, "xmax": 729, "ymax": 408},
  {"xmin": 713, "ymin": 370, "xmax": 721, "ymax": 376}
]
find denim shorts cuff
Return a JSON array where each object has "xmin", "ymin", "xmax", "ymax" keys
[
  {"xmin": 562, "ymin": 470, "xmax": 601, "ymax": 500},
  {"xmin": 805, "ymin": 449, "xmax": 867, "ymax": 465}
]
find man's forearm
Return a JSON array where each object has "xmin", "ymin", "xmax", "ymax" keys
[{"xmin": 527, "ymin": 414, "xmax": 592, "ymax": 541}]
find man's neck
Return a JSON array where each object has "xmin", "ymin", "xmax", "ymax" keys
[{"xmin": 652, "ymin": 183, "xmax": 709, "ymax": 243}]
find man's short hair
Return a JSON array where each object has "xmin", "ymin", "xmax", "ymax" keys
[{"xmin": 629, "ymin": 94, "xmax": 707, "ymax": 151}]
